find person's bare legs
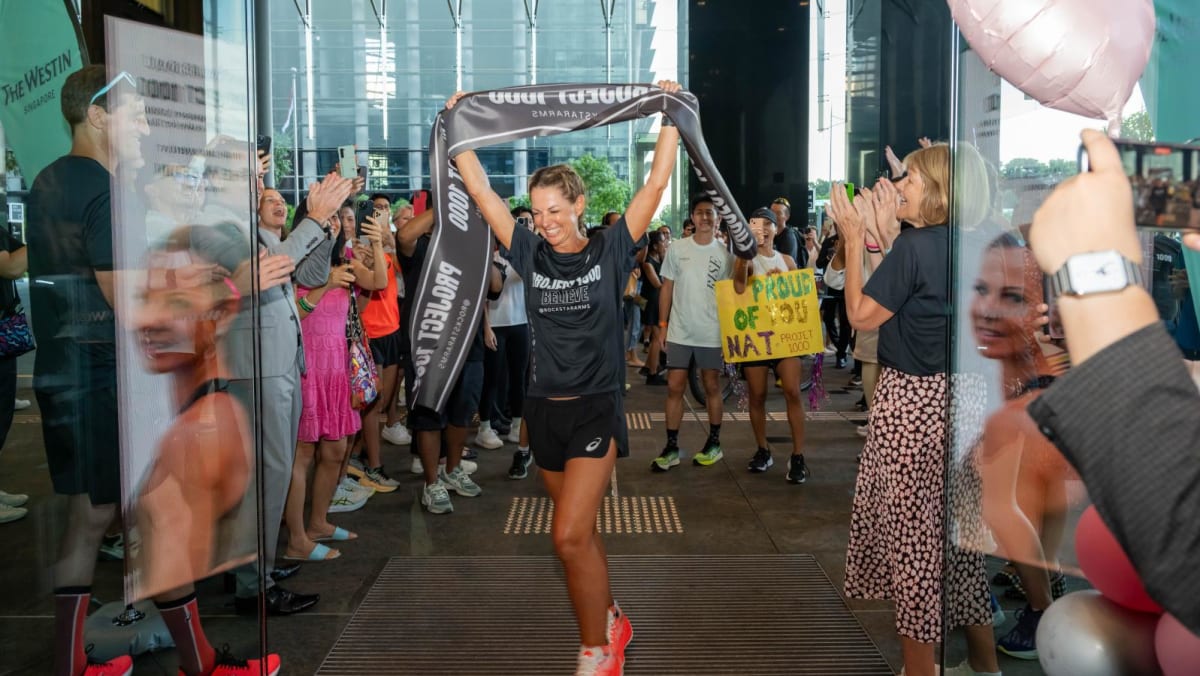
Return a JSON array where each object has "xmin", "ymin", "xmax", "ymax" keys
[
  {"xmin": 361, "ymin": 364, "xmax": 399, "ymax": 469},
  {"xmin": 418, "ymin": 429, "xmax": 442, "ymax": 486},
  {"xmin": 664, "ymin": 368, "xmax": 687, "ymax": 430},
  {"xmin": 443, "ymin": 424, "xmax": 469, "ymax": 473},
  {"xmin": 743, "ymin": 366, "xmax": 769, "ymax": 448},
  {"xmin": 963, "ymin": 624, "xmax": 1002, "ymax": 673},
  {"xmin": 645, "ymin": 327, "xmax": 663, "ymax": 375},
  {"xmin": 775, "ymin": 358, "xmax": 807, "ymax": 457},
  {"xmin": 702, "ymin": 368, "xmax": 723, "ymax": 431},
  {"xmin": 543, "ymin": 444, "xmax": 618, "ymax": 647},
  {"xmin": 283, "ymin": 442, "xmax": 334, "ymax": 558},
  {"xmin": 900, "ymin": 637, "xmax": 936, "ymax": 676},
  {"xmin": 308, "ymin": 437, "xmax": 354, "ymax": 540},
  {"xmin": 53, "ymin": 495, "xmax": 117, "ymax": 676}
]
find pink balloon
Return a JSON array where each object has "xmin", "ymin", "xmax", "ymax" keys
[
  {"xmin": 949, "ymin": 0, "xmax": 1156, "ymax": 123},
  {"xmin": 1156, "ymin": 613, "xmax": 1200, "ymax": 676},
  {"xmin": 1075, "ymin": 505, "xmax": 1163, "ymax": 614}
]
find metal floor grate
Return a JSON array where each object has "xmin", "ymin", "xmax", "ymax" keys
[
  {"xmin": 318, "ymin": 555, "xmax": 893, "ymax": 675},
  {"xmin": 503, "ymin": 496, "xmax": 683, "ymax": 535}
]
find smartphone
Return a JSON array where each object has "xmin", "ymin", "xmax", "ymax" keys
[
  {"xmin": 256, "ymin": 134, "xmax": 272, "ymax": 156},
  {"xmin": 410, "ymin": 189, "xmax": 432, "ymax": 216},
  {"xmin": 355, "ymin": 200, "xmax": 375, "ymax": 238},
  {"xmin": 1079, "ymin": 138, "xmax": 1200, "ymax": 233},
  {"xmin": 337, "ymin": 145, "xmax": 358, "ymax": 179}
]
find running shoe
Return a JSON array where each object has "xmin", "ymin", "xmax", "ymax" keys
[
  {"xmin": 651, "ymin": 447, "xmax": 680, "ymax": 472},
  {"xmin": 439, "ymin": 464, "xmax": 482, "ymax": 497},
  {"xmin": 692, "ymin": 442, "xmax": 723, "ymax": 466},
  {"xmin": 347, "ymin": 455, "xmax": 367, "ymax": 479},
  {"xmin": 747, "ymin": 448, "xmax": 773, "ymax": 473},
  {"xmin": 411, "ymin": 456, "xmax": 479, "ymax": 476},
  {"xmin": 786, "ymin": 454, "xmax": 810, "ymax": 484},
  {"xmin": 421, "ymin": 482, "xmax": 453, "ymax": 514},
  {"xmin": 0, "ymin": 503, "xmax": 26, "ymax": 523},
  {"xmin": 509, "ymin": 450, "xmax": 533, "ymax": 479},
  {"xmin": 381, "ymin": 423, "xmax": 412, "ymax": 446},
  {"xmin": 341, "ymin": 476, "xmax": 375, "ymax": 500},
  {"xmin": 990, "ymin": 592, "xmax": 1005, "ymax": 626},
  {"xmin": 327, "ymin": 484, "xmax": 369, "ymax": 514},
  {"xmin": 997, "ymin": 604, "xmax": 1042, "ymax": 660},
  {"xmin": 607, "ymin": 602, "xmax": 633, "ymax": 658},
  {"xmin": 848, "ymin": 374, "xmax": 862, "ymax": 387},
  {"xmin": 359, "ymin": 466, "xmax": 400, "ymax": 493},
  {"xmin": 943, "ymin": 660, "xmax": 1002, "ymax": 676},
  {"xmin": 83, "ymin": 649, "xmax": 133, "ymax": 676},
  {"xmin": 193, "ymin": 645, "xmax": 281, "ymax": 676},
  {"xmin": 13, "ymin": 398, "xmax": 30, "ymax": 411},
  {"xmin": 98, "ymin": 533, "xmax": 125, "ymax": 561},
  {"xmin": 0, "ymin": 489, "xmax": 28, "ymax": 507},
  {"xmin": 474, "ymin": 425, "xmax": 503, "ymax": 449},
  {"xmin": 574, "ymin": 645, "xmax": 621, "ymax": 676}
]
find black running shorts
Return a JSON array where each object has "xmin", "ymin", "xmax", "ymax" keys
[{"xmin": 525, "ymin": 391, "xmax": 628, "ymax": 472}]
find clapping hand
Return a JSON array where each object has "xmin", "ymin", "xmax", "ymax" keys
[
  {"xmin": 306, "ymin": 173, "xmax": 356, "ymax": 225},
  {"xmin": 829, "ymin": 182, "xmax": 865, "ymax": 245},
  {"xmin": 870, "ymin": 178, "xmax": 902, "ymax": 248}
]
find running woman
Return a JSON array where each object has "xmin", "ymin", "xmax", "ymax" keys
[{"xmin": 446, "ymin": 80, "xmax": 682, "ymax": 676}]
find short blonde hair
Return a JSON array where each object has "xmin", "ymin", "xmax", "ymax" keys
[
  {"xmin": 904, "ymin": 144, "xmax": 950, "ymax": 226},
  {"xmin": 529, "ymin": 164, "xmax": 585, "ymax": 202}
]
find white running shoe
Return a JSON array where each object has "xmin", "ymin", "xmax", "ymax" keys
[
  {"xmin": 0, "ymin": 503, "xmax": 27, "ymax": 524},
  {"xmin": 381, "ymin": 423, "xmax": 412, "ymax": 446},
  {"xmin": 340, "ymin": 477, "xmax": 374, "ymax": 501},
  {"xmin": 439, "ymin": 464, "xmax": 482, "ymax": 497},
  {"xmin": 13, "ymin": 399, "xmax": 30, "ymax": 411},
  {"xmin": 474, "ymin": 425, "xmax": 503, "ymax": 449},
  {"xmin": 421, "ymin": 482, "xmax": 453, "ymax": 514},
  {"xmin": 0, "ymin": 489, "xmax": 28, "ymax": 507},
  {"xmin": 328, "ymin": 485, "xmax": 369, "ymax": 513}
]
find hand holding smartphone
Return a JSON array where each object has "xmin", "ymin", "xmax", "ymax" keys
[
  {"xmin": 1079, "ymin": 138, "xmax": 1200, "ymax": 234},
  {"xmin": 337, "ymin": 145, "xmax": 358, "ymax": 180}
]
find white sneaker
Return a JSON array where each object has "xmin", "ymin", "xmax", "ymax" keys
[
  {"xmin": 13, "ymin": 399, "xmax": 30, "ymax": 411},
  {"xmin": 856, "ymin": 425, "xmax": 869, "ymax": 438},
  {"xmin": 0, "ymin": 503, "xmax": 27, "ymax": 524},
  {"xmin": 0, "ymin": 489, "xmax": 28, "ymax": 507},
  {"xmin": 474, "ymin": 425, "xmax": 503, "ymax": 450},
  {"xmin": 411, "ymin": 456, "xmax": 478, "ymax": 475},
  {"xmin": 504, "ymin": 418, "xmax": 522, "ymax": 444},
  {"xmin": 340, "ymin": 477, "xmax": 374, "ymax": 501},
  {"xmin": 328, "ymin": 485, "xmax": 369, "ymax": 513},
  {"xmin": 421, "ymin": 481, "xmax": 453, "ymax": 514},
  {"xmin": 439, "ymin": 464, "xmax": 482, "ymax": 497},
  {"xmin": 381, "ymin": 423, "xmax": 412, "ymax": 446},
  {"xmin": 944, "ymin": 660, "xmax": 1002, "ymax": 676}
]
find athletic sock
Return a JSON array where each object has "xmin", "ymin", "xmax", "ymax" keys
[
  {"xmin": 156, "ymin": 592, "xmax": 216, "ymax": 676},
  {"xmin": 517, "ymin": 445, "xmax": 530, "ymax": 455},
  {"xmin": 665, "ymin": 429, "xmax": 679, "ymax": 449},
  {"xmin": 708, "ymin": 424, "xmax": 722, "ymax": 446},
  {"xmin": 54, "ymin": 586, "xmax": 91, "ymax": 676}
]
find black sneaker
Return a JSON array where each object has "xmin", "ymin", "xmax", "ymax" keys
[
  {"xmin": 786, "ymin": 454, "xmax": 810, "ymax": 484},
  {"xmin": 508, "ymin": 450, "xmax": 533, "ymax": 479},
  {"xmin": 997, "ymin": 604, "xmax": 1042, "ymax": 660},
  {"xmin": 848, "ymin": 375, "xmax": 862, "ymax": 387},
  {"xmin": 747, "ymin": 448, "xmax": 773, "ymax": 473}
]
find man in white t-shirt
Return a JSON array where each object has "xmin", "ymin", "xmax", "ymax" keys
[{"xmin": 653, "ymin": 195, "xmax": 734, "ymax": 471}]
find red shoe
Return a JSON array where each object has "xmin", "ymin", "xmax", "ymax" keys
[
  {"xmin": 83, "ymin": 654, "xmax": 133, "ymax": 676},
  {"xmin": 180, "ymin": 648, "xmax": 282, "ymax": 676},
  {"xmin": 607, "ymin": 602, "xmax": 633, "ymax": 661},
  {"xmin": 575, "ymin": 645, "xmax": 621, "ymax": 676}
]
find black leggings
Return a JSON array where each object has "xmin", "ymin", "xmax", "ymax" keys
[
  {"xmin": 821, "ymin": 291, "xmax": 851, "ymax": 360},
  {"xmin": 480, "ymin": 323, "xmax": 530, "ymax": 421}
]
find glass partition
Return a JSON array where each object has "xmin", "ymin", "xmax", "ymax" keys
[
  {"xmin": 0, "ymin": 0, "xmax": 269, "ymax": 672},
  {"xmin": 943, "ymin": 21, "xmax": 1197, "ymax": 675}
]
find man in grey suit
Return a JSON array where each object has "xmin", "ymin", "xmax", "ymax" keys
[{"xmin": 220, "ymin": 177, "xmax": 352, "ymax": 614}]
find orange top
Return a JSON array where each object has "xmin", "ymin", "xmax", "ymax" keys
[{"xmin": 360, "ymin": 254, "xmax": 400, "ymax": 339}]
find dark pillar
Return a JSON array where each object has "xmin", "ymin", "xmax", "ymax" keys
[
  {"xmin": 687, "ymin": 1, "xmax": 810, "ymax": 213},
  {"xmin": 254, "ymin": 0, "xmax": 274, "ymax": 187}
]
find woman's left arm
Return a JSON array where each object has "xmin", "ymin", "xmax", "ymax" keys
[
  {"xmin": 624, "ymin": 81, "xmax": 683, "ymax": 241},
  {"xmin": 830, "ymin": 183, "xmax": 894, "ymax": 331}
]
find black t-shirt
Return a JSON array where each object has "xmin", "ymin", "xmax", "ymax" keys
[
  {"xmin": 774, "ymin": 227, "xmax": 799, "ymax": 264},
  {"xmin": 26, "ymin": 155, "xmax": 116, "ymax": 385},
  {"xmin": 501, "ymin": 217, "xmax": 639, "ymax": 397},
  {"xmin": 863, "ymin": 224, "xmax": 950, "ymax": 376},
  {"xmin": 642, "ymin": 255, "xmax": 662, "ymax": 307}
]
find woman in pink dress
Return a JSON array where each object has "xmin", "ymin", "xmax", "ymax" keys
[{"xmin": 283, "ymin": 202, "xmax": 388, "ymax": 561}]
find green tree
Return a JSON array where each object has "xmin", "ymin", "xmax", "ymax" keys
[
  {"xmin": 657, "ymin": 202, "xmax": 685, "ymax": 232},
  {"xmin": 507, "ymin": 193, "xmax": 531, "ymax": 211},
  {"xmin": 1122, "ymin": 110, "xmax": 1154, "ymax": 142},
  {"xmin": 570, "ymin": 154, "xmax": 632, "ymax": 226},
  {"xmin": 271, "ymin": 133, "xmax": 294, "ymax": 183},
  {"xmin": 1046, "ymin": 158, "xmax": 1077, "ymax": 179},
  {"xmin": 1001, "ymin": 157, "xmax": 1049, "ymax": 180},
  {"xmin": 809, "ymin": 179, "xmax": 831, "ymax": 202}
]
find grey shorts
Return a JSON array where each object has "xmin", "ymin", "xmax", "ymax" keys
[{"xmin": 665, "ymin": 342, "xmax": 724, "ymax": 371}]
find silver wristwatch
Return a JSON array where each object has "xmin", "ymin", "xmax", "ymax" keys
[{"xmin": 1049, "ymin": 250, "xmax": 1143, "ymax": 297}]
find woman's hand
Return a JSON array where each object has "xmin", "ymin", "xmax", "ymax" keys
[
  {"xmin": 829, "ymin": 182, "xmax": 865, "ymax": 245},
  {"xmin": 871, "ymin": 178, "xmax": 902, "ymax": 247},
  {"xmin": 856, "ymin": 185, "xmax": 879, "ymax": 244},
  {"xmin": 325, "ymin": 263, "xmax": 356, "ymax": 290},
  {"xmin": 656, "ymin": 80, "xmax": 682, "ymax": 93},
  {"xmin": 918, "ymin": 136, "xmax": 933, "ymax": 149},
  {"xmin": 306, "ymin": 173, "xmax": 355, "ymax": 225},
  {"xmin": 885, "ymin": 145, "xmax": 904, "ymax": 178},
  {"xmin": 446, "ymin": 91, "xmax": 468, "ymax": 110},
  {"xmin": 361, "ymin": 214, "xmax": 384, "ymax": 246},
  {"xmin": 484, "ymin": 325, "xmax": 498, "ymax": 351}
]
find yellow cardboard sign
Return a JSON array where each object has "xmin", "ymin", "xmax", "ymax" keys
[{"xmin": 715, "ymin": 269, "xmax": 823, "ymax": 363}]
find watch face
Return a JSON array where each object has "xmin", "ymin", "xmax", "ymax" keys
[{"xmin": 1066, "ymin": 251, "xmax": 1130, "ymax": 294}]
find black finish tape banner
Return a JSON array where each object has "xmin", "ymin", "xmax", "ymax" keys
[{"xmin": 410, "ymin": 83, "xmax": 755, "ymax": 413}]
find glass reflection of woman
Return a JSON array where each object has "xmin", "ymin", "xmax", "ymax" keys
[
  {"xmin": 971, "ymin": 233, "xmax": 1073, "ymax": 660},
  {"xmin": 131, "ymin": 223, "xmax": 278, "ymax": 675}
]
